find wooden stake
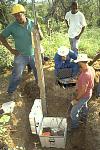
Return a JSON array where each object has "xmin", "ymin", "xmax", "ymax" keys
[{"xmin": 32, "ymin": 29, "xmax": 47, "ymax": 116}]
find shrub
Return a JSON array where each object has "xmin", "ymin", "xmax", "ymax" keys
[{"xmin": 0, "ymin": 46, "xmax": 13, "ymax": 68}]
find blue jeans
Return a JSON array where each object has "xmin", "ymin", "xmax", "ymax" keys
[
  {"xmin": 70, "ymin": 97, "xmax": 90, "ymax": 128},
  {"xmin": 70, "ymin": 62, "xmax": 79, "ymax": 77},
  {"xmin": 69, "ymin": 38, "xmax": 79, "ymax": 51},
  {"xmin": 7, "ymin": 55, "xmax": 37, "ymax": 93}
]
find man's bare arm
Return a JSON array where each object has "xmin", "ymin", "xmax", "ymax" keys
[
  {"xmin": 0, "ymin": 34, "xmax": 20, "ymax": 55},
  {"xmin": 65, "ymin": 20, "xmax": 69, "ymax": 28},
  {"xmin": 75, "ymin": 26, "xmax": 85, "ymax": 39}
]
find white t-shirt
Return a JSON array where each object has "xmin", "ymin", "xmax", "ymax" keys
[{"xmin": 65, "ymin": 11, "xmax": 86, "ymax": 38}]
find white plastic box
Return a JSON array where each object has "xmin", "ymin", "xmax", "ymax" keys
[{"xmin": 29, "ymin": 99, "xmax": 67, "ymax": 149}]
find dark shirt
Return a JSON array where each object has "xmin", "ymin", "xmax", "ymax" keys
[{"xmin": 54, "ymin": 50, "xmax": 77, "ymax": 69}]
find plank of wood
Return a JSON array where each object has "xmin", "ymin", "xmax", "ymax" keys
[{"xmin": 32, "ymin": 29, "xmax": 47, "ymax": 115}]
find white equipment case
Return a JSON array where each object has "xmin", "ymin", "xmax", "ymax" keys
[{"xmin": 29, "ymin": 99, "xmax": 67, "ymax": 149}]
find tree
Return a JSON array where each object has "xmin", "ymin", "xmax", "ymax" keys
[
  {"xmin": 0, "ymin": 0, "xmax": 16, "ymax": 28},
  {"xmin": 18, "ymin": 0, "xmax": 27, "ymax": 5},
  {"xmin": 46, "ymin": 0, "xmax": 100, "ymax": 26}
]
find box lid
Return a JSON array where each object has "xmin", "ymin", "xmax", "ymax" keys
[{"xmin": 29, "ymin": 99, "xmax": 43, "ymax": 134}]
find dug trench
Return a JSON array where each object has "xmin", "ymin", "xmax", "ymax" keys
[{"xmin": 0, "ymin": 60, "xmax": 100, "ymax": 150}]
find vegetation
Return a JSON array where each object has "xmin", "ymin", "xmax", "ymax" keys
[
  {"xmin": 0, "ymin": 0, "xmax": 100, "ymax": 68},
  {"xmin": 0, "ymin": 114, "xmax": 10, "ymax": 145},
  {"xmin": 0, "ymin": 45, "xmax": 13, "ymax": 68},
  {"xmin": 42, "ymin": 27, "xmax": 100, "ymax": 58}
]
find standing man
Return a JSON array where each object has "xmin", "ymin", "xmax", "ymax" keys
[
  {"xmin": 70, "ymin": 54, "xmax": 95, "ymax": 129},
  {"xmin": 0, "ymin": 4, "xmax": 38, "ymax": 95},
  {"xmin": 54, "ymin": 46, "xmax": 79, "ymax": 87},
  {"xmin": 65, "ymin": 1, "xmax": 86, "ymax": 51}
]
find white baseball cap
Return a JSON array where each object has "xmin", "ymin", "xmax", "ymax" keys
[
  {"xmin": 74, "ymin": 54, "xmax": 92, "ymax": 63},
  {"xmin": 57, "ymin": 46, "xmax": 69, "ymax": 56}
]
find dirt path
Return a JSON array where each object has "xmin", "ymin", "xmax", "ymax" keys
[{"xmin": 0, "ymin": 61, "xmax": 100, "ymax": 150}]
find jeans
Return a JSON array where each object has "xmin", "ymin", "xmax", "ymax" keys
[
  {"xmin": 70, "ymin": 62, "xmax": 79, "ymax": 77},
  {"xmin": 69, "ymin": 38, "xmax": 79, "ymax": 51},
  {"xmin": 7, "ymin": 55, "xmax": 37, "ymax": 93},
  {"xmin": 70, "ymin": 97, "xmax": 90, "ymax": 128}
]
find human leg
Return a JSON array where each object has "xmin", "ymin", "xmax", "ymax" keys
[
  {"xmin": 69, "ymin": 38, "xmax": 73, "ymax": 50},
  {"xmin": 28, "ymin": 55, "xmax": 38, "ymax": 82},
  {"xmin": 7, "ymin": 55, "xmax": 27, "ymax": 93},
  {"xmin": 79, "ymin": 102, "xmax": 89, "ymax": 123},
  {"xmin": 69, "ymin": 38, "xmax": 79, "ymax": 51},
  {"xmin": 70, "ymin": 98, "xmax": 89, "ymax": 128}
]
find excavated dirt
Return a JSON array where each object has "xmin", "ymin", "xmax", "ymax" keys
[{"xmin": 0, "ymin": 60, "xmax": 100, "ymax": 150}]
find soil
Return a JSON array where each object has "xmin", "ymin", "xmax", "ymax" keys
[{"xmin": 0, "ymin": 60, "xmax": 100, "ymax": 150}]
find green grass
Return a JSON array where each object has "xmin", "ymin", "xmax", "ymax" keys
[
  {"xmin": 42, "ymin": 32, "xmax": 70, "ymax": 58},
  {"xmin": 79, "ymin": 27, "xmax": 100, "ymax": 57},
  {"xmin": 42, "ymin": 27, "xmax": 100, "ymax": 58},
  {"xmin": 0, "ymin": 27, "xmax": 100, "ymax": 68}
]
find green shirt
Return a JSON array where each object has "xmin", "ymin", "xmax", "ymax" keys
[{"xmin": 1, "ymin": 19, "xmax": 34, "ymax": 56}]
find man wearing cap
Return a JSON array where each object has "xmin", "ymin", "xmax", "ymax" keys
[
  {"xmin": 54, "ymin": 46, "xmax": 79, "ymax": 82},
  {"xmin": 70, "ymin": 54, "xmax": 95, "ymax": 129},
  {"xmin": 0, "ymin": 4, "xmax": 38, "ymax": 95},
  {"xmin": 65, "ymin": 1, "xmax": 86, "ymax": 51}
]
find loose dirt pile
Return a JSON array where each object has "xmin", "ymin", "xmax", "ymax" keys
[{"xmin": 0, "ymin": 60, "xmax": 100, "ymax": 150}]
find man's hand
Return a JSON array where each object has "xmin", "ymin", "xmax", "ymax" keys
[
  {"xmin": 71, "ymin": 99, "xmax": 78, "ymax": 106},
  {"xmin": 62, "ymin": 56, "xmax": 66, "ymax": 61},
  {"xmin": 75, "ymin": 35, "xmax": 80, "ymax": 40},
  {"xmin": 75, "ymin": 26, "xmax": 85, "ymax": 40},
  {"xmin": 10, "ymin": 48, "xmax": 20, "ymax": 56}
]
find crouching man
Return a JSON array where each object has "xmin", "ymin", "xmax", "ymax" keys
[
  {"xmin": 54, "ymin": 46, "xmax": 79, "ymax": 87},
  {"xmin": 70, "ymin": 54, "xmax": 95, "ymax": 129}
]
